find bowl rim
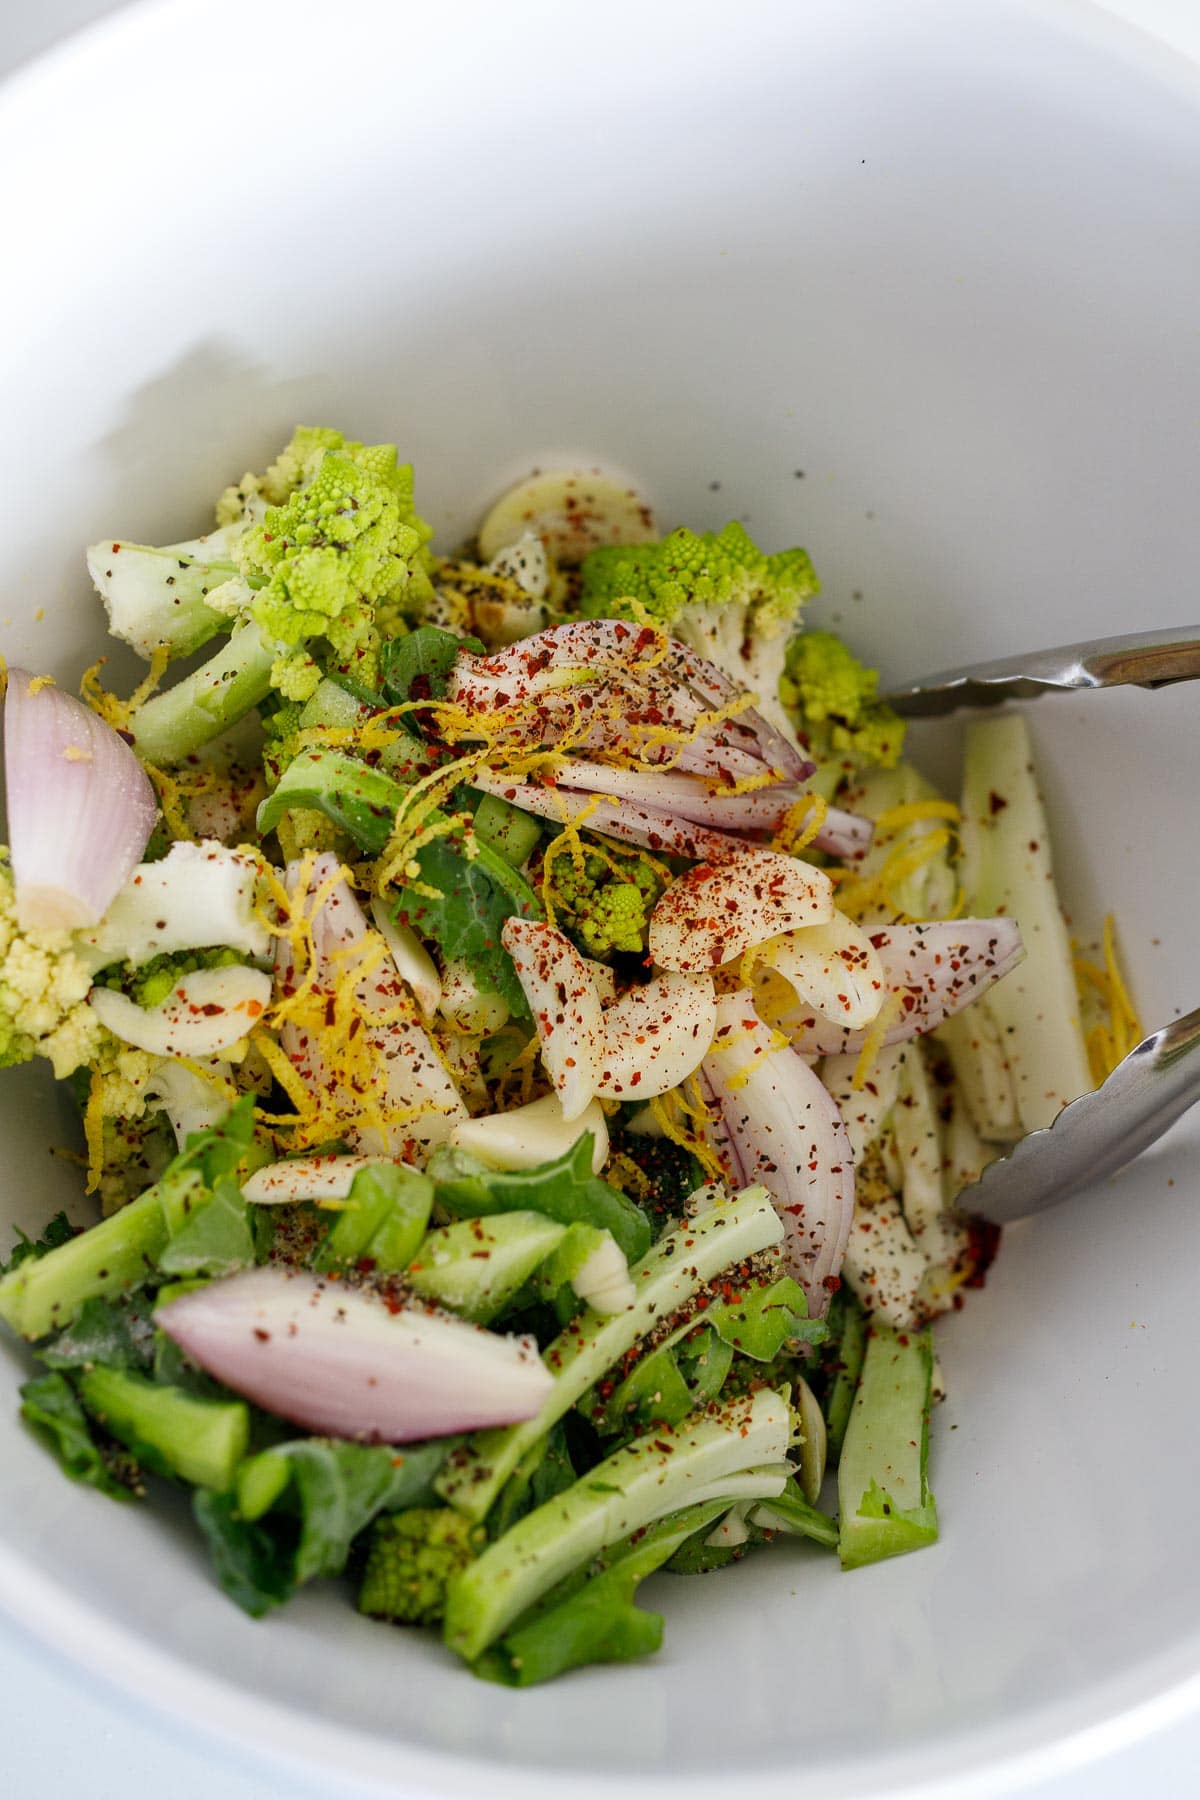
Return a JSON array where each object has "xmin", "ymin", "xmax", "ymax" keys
[{"xmin": 2, "ymin": 0, "xmax": 1200, "ymax": 1793}]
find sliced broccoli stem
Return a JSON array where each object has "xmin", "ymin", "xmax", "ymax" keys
[
  {"xmin": 443, "ymin": 1387, "xmax": 791, "ymax": 1661},
  {"xmin": 471, "ymin": 793, "xmax": 542, "ymax": 869},
  {"xmin": 434, "ymin": 1186, "xmax": 784, "ymax": 1522},
  {"xmin": 236, "ymin": 1447, "xmax": 292, "ymax": 1520},
  {"xmin": 0, "ymin": 1189, "xmax": 171, "ymax": 1339},
  {"xmin": 298, "ymin": 677, "xmax": 376, "ymax": 733},
  {"xmin": 823, "ymin": 1290, "xmax": 868, "ymax": 1461},
  {"xmin": 128, "ymin": 619, "xmax": 277, "ymax": 765},
  {"xmin": 473, "ymin": 1499, "xmax": 732, "ymax": 1686},
  {"xmin": 960, "ymin": 713, "xmax": 1093, "ymax": 1131},
  {"xmin": 312, "ymin": 1166, "xmax": 433, "ymax": 1274},
  {"xmin": 837, "ymin": 1319, "xmax": 938, "ymax": 1569},
  {"xmin": 408, "ymin": 1213, "xmax": 567, "ymax": 1324},
  {"xmin": 77, "ymin": 1366, "xmax": 249, "ymax": 1491},
  {"xmin": 87, "ymin": 541, "xmax": 239, "ymax": 660}
]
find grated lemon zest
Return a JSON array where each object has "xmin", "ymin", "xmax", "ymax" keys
[
  {"xmin": 851, "ymin": 990, "xmax": 904, "ymax": 1091},
  {"xmin": 772, "ymin": 791, "xmax": 828, "ymax": 857}
]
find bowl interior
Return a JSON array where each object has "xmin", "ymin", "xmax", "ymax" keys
[{"xmin": 0, "ymin": 1, "xmax": 1198, "ymax": 1794}]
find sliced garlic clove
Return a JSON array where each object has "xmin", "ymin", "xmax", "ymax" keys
[{"xmin": 477, "ymin": 467, "xmax": 656, "ymax": 565}]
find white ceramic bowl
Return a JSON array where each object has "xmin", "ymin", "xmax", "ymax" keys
[{"xmin": 1, "ymin": 2, "xmax": 1198, "ymax": 1794}]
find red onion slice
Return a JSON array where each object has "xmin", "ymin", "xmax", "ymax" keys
[
  {"xmin": 155, "ymin": 1267, "xmax": 554, "ymax": 1442},
  {"xmin": 4, "ymin": 668, "xmax": 157, "ymax": 930},
  {"xmin": 596, "ymin": 971, "xmax": 718, "ymax": 1099},
  {"xmin": 557, "ymin": 761, "xmax": 808, "ymax": 834},
  {"xmin": 89, "ymin": 966, "xmax": 272, "ymax": 1056},
  {"xmin": 700, "ymin": 991, "xmax": 855, "ymax": 1316},
  {"xmin": 776, "ymin": 918, "xmax": 1025, "ymax": 1058},
  {"xmin": 500, "ymin": 918, "xmax": 604, "ymax": 1120},
  {"xmin": 649, "ymin": 850, "xmax": 834, "ymax": 973},
  {"xmin": 812, "ymin": 806, "xmax": 875, "ymax": 862},
  {"xmin": 446, "ymin": 621, "xmax": 814, "ymax": 785}
]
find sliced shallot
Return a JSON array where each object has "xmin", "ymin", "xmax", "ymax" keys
[
  {"xmin": 445, "ymin": 621, "xmax": 813, "ymax": 784},
  {"xmin": 699, "ymin": 990, "xmax": 855, "ymax": 1316},
  {"xmin": 4, "ymin": 668, "xmax": 157, "ymax": 931},
  {"xmin": 275, "ymin": 855, "xmax": 467, "ymax": 1158},
  {"xmin": 776, "ymin": 918, "xmax": 1025, "ymax": 1058},
  {"xmin": 596, "ymin": 971, "xmax": 718, "ymax": 1099},
  {"xmin": 89, "ymin": 966, "xmax": 271, "ymax": 1057},
  {"xmin": 649, "ymin": 850, "xmax": 834, "ymax": 973},
  {"xmin": 155, "ymin": 1267, "xmax": 554, "ymax": 1442},
  {"xmin": 500, "ymin": 918, "xmax": 604, "ymax": 1121}
]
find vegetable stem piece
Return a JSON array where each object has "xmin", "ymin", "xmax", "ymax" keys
[
  {"xmin": 0, "ymin": 1189, "xmax": 170, "ymax": 1339},
  {"xmin": 128, "ymin": 620, "xmax": 277, "ymax": 766},
  {"xmin": 837, "ymin": 1319, "xmax": 937, "ymax": 1569},
  {"xmin": 78, "ymin": 1366, "xmax": 249, "ymax": 1492},
  {"xmin": 434, "ymin": 1185, "xmax": 783, "ymax": 1522},
  {"xmin": 959, "ymin": 714, "xmax": 1092, "ymax": 1131},
  {"xmin": 444, "ymin": 1387, "xmax": 791, "ymax": 1660}
]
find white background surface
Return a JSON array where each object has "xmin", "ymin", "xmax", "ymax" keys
[{"xmin": 2, "ymin": 2, "xmax": 1198, "ymax": 1795}]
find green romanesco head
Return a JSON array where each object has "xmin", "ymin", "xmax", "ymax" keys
[
  {"xmin": 215, "ymin": 424, "xmax": 437, "ymax": 549},
  {"xmin": 237, "ymin": 449, "xmax": 423, "ymax": 693},
  {"xmin": 782, "ymin": 630, "xmax": 905, "ymax": 770},
  {"xmin": 358, "ymin": 1506, "xmax": 484, "ymax": 1626},
  {"xmin": 578, "ymin": 521, "xmax": 818, "ymax": 639},
  {"xmin": 0, "ymin": 855, "xmax": 107, "ymax": 1079},
  {"xmin": 545, "ymin": 846, "xmax": 662, "ymax": 960}
]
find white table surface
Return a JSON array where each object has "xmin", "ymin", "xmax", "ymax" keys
[{"xmin": 3, "ymin": 2, "xmax": 1200, "ymax": 1795}]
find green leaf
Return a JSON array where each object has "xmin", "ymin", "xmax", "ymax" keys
[
  {"xmin": 171, "ymin": 1093, "xmax": 258, "ymax": 1186},
  {"xmin": 390, "ymin": 833, "xmax": 542, "ymax": 1017},
  {"xmin": 704, "ymin": 1273, "xmax": 826, "ymax": 1361},
  {"xmin": 193, "ymin": 1490, "xmax": 297, "ymax": 1618},
  {"xmin": 428, "ymin": 1135, "xmax": 651, "ymax": 1264},
  {"xmin": 19, "ymin": 1373, "xmax": 137, "ymax": 1501},
  {"xmin": 1, "ymin": 1212, "xmax": 77, "ymax": 1277},
  {"xmin": 489, "ymin": 1423, "xmax": 577, "ymax": 1540},
  {"xmin": 158, "ymin": 1175, "xmax": 256, "ymax": 1279},
  {"xmin": 257, "ymin": 749, "xmax": 408, "ymax": 853},
  {"xmin": 215, "ymin": 1436, "xmax": 457, "ymax": 1612},
  {"xmin": 37, "ymin": 1295, "xmax": 151, "ymax": 1372},
  {"xmin": 380, "ymin": 625, "xmax": 484, "ymax": 719}
]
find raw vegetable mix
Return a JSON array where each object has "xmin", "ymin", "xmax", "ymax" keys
[{"xmin": 0, "ymin": 430, "xmax": 1138, "ymax": 1684}]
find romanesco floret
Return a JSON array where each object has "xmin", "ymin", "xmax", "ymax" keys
[
  {"xmin": 216, "ymin": 425, "xmax": 361, "ymax": 527},
  {"xmin": 0, "ymin": 855, "xmax": 106, "ymax": 1078},
  {"xmin": 237, "ymin": 451, "xmax": 422, "ymax": 700},
  {"xmin": 576, "ymin": 522, "xmax": 818, "ymax": 734},
  {"xmin": 781, "ymin": 630, "xmax": 905, "ymax": 772},
  {"xmin": 358, "ymin": 1507, "xmax": 485, "ymax": 1626},
  {"xmin": 127, "ymin": 431, "xmax": 436, "ymax": 765},
  {"xmin": 545, "ymin": 848, "xmax": 662, "ymax": 960}
]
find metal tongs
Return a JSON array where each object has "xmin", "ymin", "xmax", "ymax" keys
[
  {"xmin": 882, "ymin": 624, "xmax": 1200, "ymax": 717},
  {"xmin": 880, "ymin": 625, "xmax": 1200, "ymax": 1223}
]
